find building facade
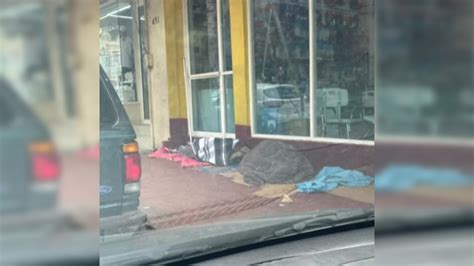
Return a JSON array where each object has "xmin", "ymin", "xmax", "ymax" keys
[{"xmin": 100, "ymin": 0, "xmax": 376, "ymax": 168}]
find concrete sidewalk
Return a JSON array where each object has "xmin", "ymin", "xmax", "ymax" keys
[{"xmin": 139, "ymin": 157, "xmax": 373, "ymax": 229}]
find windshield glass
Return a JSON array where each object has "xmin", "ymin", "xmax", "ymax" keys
[
  {"xmin": 98, "ymin": 0, "xmax": 374, "ymax": 264},
  {"xmin": 375, "ymin": 0, "xmax": 473, "ymax": 264},
  {"xmin": 3, "ymin": 0, "xmax": 472, "ymax": 265}
]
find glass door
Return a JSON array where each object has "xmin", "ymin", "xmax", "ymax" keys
[
  {"xmin": 100, "ymin": 0, "xmax": 138, "ymax": 104},
  {"xmin": 185, "ymin": 0, "xmax": 234, "ymax": 137}
]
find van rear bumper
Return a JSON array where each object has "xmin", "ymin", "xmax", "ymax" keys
[
  {"xmin": 100, "ymin": 210, "xmax": 147, "ymax": 236},
  {"xmin": 100, "ymin": 191, "xmax": 140, "ymax": 217}
]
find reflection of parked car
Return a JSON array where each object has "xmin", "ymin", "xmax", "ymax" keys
[
  {"xmin": 0, "ymin": 78, "xmax": 60, "ymax": 215},
  {"xmin": 256, "ymin": 83, "xmax": 305, "ymax": 109},
  {"xmin": 100, "ymin": 67, "xmax": 146, "ymax": 236},
  {"xmin": 256, "ymin": 84, "xmax": 308, "ymax": 134}
]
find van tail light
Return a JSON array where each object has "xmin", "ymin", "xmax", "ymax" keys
[
  {"xmin": 123, "ymin": 142, "xmax": 141, "ymax": 183},
  {"xmin": 124, "ymin": 153, "xmax": 141, "ymax": 182},
  {"xmin": 29, "ymin": 141, "xmax": 60, "ymax": 181}
]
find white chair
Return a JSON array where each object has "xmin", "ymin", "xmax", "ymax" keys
[
  {"xmin": 320, "ymin": 88, "xmax": 362, "ymax": 139},
  {"xmin": 362, "ymin": 90, "xmax": 374, "ymax": 123}
]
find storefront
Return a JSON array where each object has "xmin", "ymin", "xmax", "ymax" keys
[
  {"xmin": 184, "ymin": 0, "xmax": 235, "ymax": 138},
  {"xmin": 248, "ymin": 0, "xmax": 374, "ymax": 144},
  {"xmin": 100, "ymin": 0, "xmax": 375, "ymax": 160},
  {"xmin": 99, "ymin": 0, "xmax": 150, "ymax": 125},
  {"xmin": 168, "ymin": 0, "xmax": 375, "ymax": 147}
]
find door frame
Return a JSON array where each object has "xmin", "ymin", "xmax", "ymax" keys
[
  {"xmin": 183, "ymin": 0, "xmax": 235, "ymax": 139},
  {"xmin": 133, "ymin": 0, "xmax": 151, "ymax": 124}
]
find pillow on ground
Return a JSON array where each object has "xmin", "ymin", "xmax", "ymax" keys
[
  {"xmin": 239, "ymin": 140, "xmax": 314, "ymax": 185},
  {"xmin": 192, "ymin": 137, "xmax": 239, "ymax": 166}
]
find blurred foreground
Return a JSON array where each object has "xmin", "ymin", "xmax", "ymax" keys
[
  {"xmin": 0, "ymin": 0, "xmax": 99, "ymax": 264},
  {"xmin": 0, "ymin": 0, "xmax": 472, "ymax": 264},
  {"xmin": 376, "ymin": 0, "xmax": 473, "ymax": 264}
]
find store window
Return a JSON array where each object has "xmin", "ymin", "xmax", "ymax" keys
[
  {"xmin": 252, "ymin": 0, "xmax": 310, "ymax": 137},
  {"xmin": 251, "ymin": 0, "xmax": 374, "ymax": 142},
  {"xmin": 138, "ymin": 2, "xmax": 150, "ymax": 121},
  {"xmin": 100, "ymin": 0, "xmax": 138, "ymax": 103},
  {"xmin": 186, "ymin": 0, "xmax": 235, "ymax": 135},
  {"xmin": 314, "ymin": 0, "xmax": 374, "ymax": 140}
]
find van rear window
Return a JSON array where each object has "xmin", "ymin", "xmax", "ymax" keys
[{"xmin": 100, "ymin": 80, "xmax": 118, "ymax": 126}]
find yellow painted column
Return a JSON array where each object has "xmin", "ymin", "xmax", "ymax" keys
[
  {"xmin": 229, "ymin": 0, "xmax": 251, "ymax": 127},
  {"xmin": 160, "ymin": 0, "xmax": 190, "ymax": 147},
  {"xmin": 163, "ymin": 0, "xmax": 187, "ymax": 120}
]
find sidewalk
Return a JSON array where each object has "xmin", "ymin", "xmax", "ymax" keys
[
  {"xmin": 59, "ymin": 152, "xmax": 99, "ymax": 229},
  {"xmin": 140, "ymin": 156, "xmax": 373, "ymax": 229}
]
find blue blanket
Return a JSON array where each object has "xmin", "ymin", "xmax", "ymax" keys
[
  {"xmin": 375, "ymin": 165, "xmax": 474, "ymax": 192},
  {"xmin": 297, "ymin": 166, "xmax": 374, "ymax": 193}
]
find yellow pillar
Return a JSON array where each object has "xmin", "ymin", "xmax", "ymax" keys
[
  {"xmin": 163, "ymin": 0, "xmax": 187, "ymax": 120},
  {"xmin": 159, "ymin": 0, "xmax": 190, "ymax": 148},
  {"xmin": 229, "ymin": 0, "xmax": 251, "ymax": 127}
]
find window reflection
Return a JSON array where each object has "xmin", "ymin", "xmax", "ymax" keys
[
  {"xmin": 251, "ymin": 0, "xmax": 374, "ymax": 140},
  {"xmin": 252, "ymin": 0, "xmax": 310, "ymax": 136},
  {"xmin": 138, "ymin": 5, "xmax": 150, "ymax": 120},
  {"xmin": 187, "ymin": 0, "xmax": 234, "ymax": 135},
  {"xmin": 192, "ymin": 78, "xmax": 221, "ymax": 132},
  {"xmin": 187, "ymin": 0, "xmax": 219, "ymax": 74},
  {"xmin": 222, "ymin": 0, "xmax": 232, "ymax": 72},
  {"xmin": 314, "ymin": 0, "xmax": 374, "ymax": 140},
  {"xmin": 225, "ymin": 75, "xmax": 235, "ymax": 133},
  {"xmin": 100, "ymin": 0, "xmax": 137, "ymax": 103}
]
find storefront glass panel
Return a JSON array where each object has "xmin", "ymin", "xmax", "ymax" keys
[
  {"xmin": 192, "ymin": 78, "xmax": 221, "ymax": 132},
  {"xmin": 186, "ymin": 0, "xmax": 234, "ymax": 136},
  {"xmin": 251, "ymin": 0, "xmax": 375, "ymax": 141},
  {"xmin": 222, "ymin": 0, "xmax": 232, "ymax": 72},
  {"xmin": 225, "ymin": 74, "xmax": 235, "ymax": 133},
  {"xmin": 138, "ymin": 4, "xmax": 150, "ymax": 120},
  {"xmin": 100, "ymin": 0, "xmax": 138, "ymax": 103},
  {"xmin": 252, "ymin": 0, "xmax": 310, "ymax": 136},
  {"xmin": 187, "ymin": 0, "xmax": 219, "ymax": 75},
  {"xmin": 314, "ymin": 0, "xmax": 374, "ymax": 140}
]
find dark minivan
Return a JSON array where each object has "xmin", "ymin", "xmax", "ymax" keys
[
  {"xmin": 100, "ymin": 67, "xmax": 146, "ymax": 236},
  {"xmin": 0, "ymin": 78, "xmax": 60, "ymax": 216}
]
